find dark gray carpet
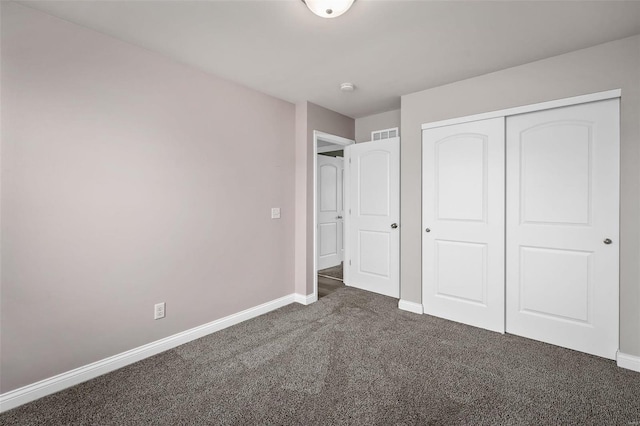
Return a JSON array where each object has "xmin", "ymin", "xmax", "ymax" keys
[
  {"xmin": 2, "ymin": 287, "xmax": 639, "ymax": 425},
  {"xmin": 318, "ymin": 262, "xmax": 343, "ymax": 280}
]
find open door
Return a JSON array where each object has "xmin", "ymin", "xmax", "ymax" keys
[
  {"xmin": 317, "ymin": 155, "xmax": 344, "ymax": 270},
  {"xmin": 344, "ymin": 138, "xmax": 399, "ymax": 298}
]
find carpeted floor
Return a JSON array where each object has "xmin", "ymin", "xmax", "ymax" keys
[{"xmin": 2, "ymin": 287, "xmax": 639, "ymax": 425}]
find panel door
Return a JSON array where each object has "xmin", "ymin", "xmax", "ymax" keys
[
  {"xmin": 506, "ymin": 99, "xmax": 619, "ymax": 359},
  {"xmin": 317, "ymin": 155, "xmax": 344, "ymax": 270},
  {"xmin": 422, "ymin": 118, "xmax": 506, "ymax": 332},
  {"xmin": 344, "ymin": 138, "xmax": 399, "ymax": 298}
]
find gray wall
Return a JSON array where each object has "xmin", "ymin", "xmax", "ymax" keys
[
  {"xmin": 1, "ymin": 3, "xmax": 296, "ymax": 392},
  {"xmin": 294, "ymin": 102, "xmax": 354, "ymax": 295},
  {"xmin": 401, "ymin": 35, "xmax": 640, "ymax": 357},
  {"xmin": 355, "ymin": 109, "xmax": 401, "ymax": 143}
]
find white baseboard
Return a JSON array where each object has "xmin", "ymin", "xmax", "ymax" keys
[
  {"xmin": 294, "ymin": 292, "xmax": 317, "ymax": 305},
  {"xmin": 617, "ymin": 351, "xmax": 640, "ymax": 373},
  {"xmin": 398, "ymin": 299, "xmax": 423, "ymax": 315},
  {"xmin": 0, "ymin": 293, "xmax": 296, "ymax": 413}
]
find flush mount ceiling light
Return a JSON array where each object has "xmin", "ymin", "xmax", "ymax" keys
[{"xmin": 302, "ymin": 0, "xmax": 355, "ymax": 18}]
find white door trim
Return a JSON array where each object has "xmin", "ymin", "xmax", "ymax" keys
[
  {"xmin": 421, "ymin": 89, "xmax": 621, "ymax": 130},
  {"xmin": 313, "ymin": 131, "xmax": 354, "ymax": 300}
]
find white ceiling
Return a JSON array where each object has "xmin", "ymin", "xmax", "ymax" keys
[{"xmin": 18, "ymin": 0, "xmax": 640, "ymax": 118}]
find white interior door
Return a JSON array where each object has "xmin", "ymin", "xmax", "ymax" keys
[
  {"xmin": 317, "ymin": 155, "xmax": 344, "ymax": 270},
  {"xmin": 422, "ymin": 118, "xmax": 506, "ymax": 333},
  {"xmin": 344, "ymin": 138, "xmax": 399, "ymax": 298},
  {"xmin": 506, "ymin": 99, "xmax": 619, "ymax": 359}
]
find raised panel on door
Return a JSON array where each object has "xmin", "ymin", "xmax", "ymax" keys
[
  {"xmin": 320, "ymin": 163, "xmax": 338, "ymax": 212},
  {"xmin": 345, "ymin": 138, "xmax": 399, "ymax": 298},
  {"xmin": 318, "ymin": 222, "xmax": 338, "ymax": 260},
  {"xmin": 518, "ymin": 247, "xmax": 591, "ymax": 323},
  {"xmin": 506, "ymin": 99, "xmax": 619, "ymax": 359},
  {"xmin": 359, "ymin": 230, "xmax": 390, "ymax": 278},
  {"xmin": 317, "ymin": 156, "xmax": 344, "ymax": 270},
  {"xmin": 436, "ymin": 135, "xmax": 486, "ymax": 222},
  {"xmin": 422, "ymin": 118, "xmax": 505, "ymax": 333},
  {"xmin": 359, "ymin": 150, "xmax": 390, "ymax": 217},
  {"xmin": 435, "ymin": 241, "xmax": 487, "ymax": 305}
]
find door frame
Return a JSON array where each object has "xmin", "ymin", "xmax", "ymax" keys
[{"xmin": 313, "ymin": 131, "xmax": 355, "ymax": 299}]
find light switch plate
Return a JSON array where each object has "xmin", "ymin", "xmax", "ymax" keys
[{"xmin": 271, "ymin": 207, "xmax": 281, "ymax": 219}]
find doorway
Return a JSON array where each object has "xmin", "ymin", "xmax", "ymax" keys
[{"xmin": 313, "ymin": 131, "xmax": 354, "ymax": 299}]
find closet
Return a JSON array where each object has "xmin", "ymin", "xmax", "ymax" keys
[{"xmin": 422, "ymin": 94, "xmax": 620, "ymax": 359}]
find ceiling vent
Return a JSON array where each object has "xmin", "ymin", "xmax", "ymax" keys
[{"xmin": 372, "ymin": 127, "xmax": 399, "ymax": 141}]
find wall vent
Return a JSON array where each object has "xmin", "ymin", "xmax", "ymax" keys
[{"xmin": 372, "ymin": 127, "xmax": 399, "ymax": 141}]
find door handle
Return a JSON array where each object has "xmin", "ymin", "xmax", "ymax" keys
[
  {"xmin": 604, "ymin": 238, "xmax": 612, "ymax": 245},
  {"xmin": 425, "ymin": 228, "xmax": 431, "ymax": 233},
  {"xmin": 391, "ymin": 223, "xmax": 398, "ymax": 229},
  {"xmin": 336, "ymin": 216, "xmax": 343, "ymax": 219}
]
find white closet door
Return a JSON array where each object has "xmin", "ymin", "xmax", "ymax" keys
[
  {"xmin": 422, "ymin": 118, "xmax": 505, "ymax": 333},
  {"xmin": 344, "ymin": 138, "xmax": 399, "ymax": 298},
  {"xmin": 317, "ymin": 155, "xmax": 344, "ymax": 270},
  {"xmin": 506, "ymin": 99, "xmax": 619, "ymax": 359}
]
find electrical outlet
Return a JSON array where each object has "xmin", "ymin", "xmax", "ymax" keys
[
  {"xmin": 271, "ymin": 207, "xmax": 281, "ymax": 219},
  {"xmin": 154, "ymin": 302, "xmax": 166, "ymax": 320}
]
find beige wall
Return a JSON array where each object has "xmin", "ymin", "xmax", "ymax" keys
[
  {"xmin": 1, "ymin": 3, "xmax": 296, "ymax": 393},
  {"xmin": 355, "ymin": 109, "xmax": 401, "ymax": 143},
  {"xmin": 294, "ymin": 102, "xmax": 354, "ymax": 295},
  {"xmin": 401, "ymin": 35, "xmax": 640, "ymax": 357}
]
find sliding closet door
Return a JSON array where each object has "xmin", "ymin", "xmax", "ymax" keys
[
  {"xmin": 422, "ymin": 118, "xmax": 505, "ymax": 333},
  {"xmin": 506, "ymin": 99, "xmax": 619, "ymax": 359}
]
